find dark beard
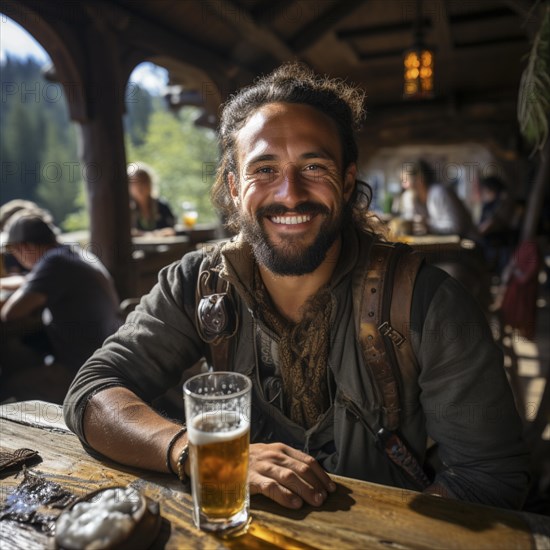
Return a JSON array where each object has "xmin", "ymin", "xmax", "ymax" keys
[{"xmin": 239, "ymin": 201, "xmax": 347, "ymax": 276}]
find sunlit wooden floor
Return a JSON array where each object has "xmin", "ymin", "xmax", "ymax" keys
[{"xmin": 496, "ymin": 262, "xmax": 550, "ymax": 515}]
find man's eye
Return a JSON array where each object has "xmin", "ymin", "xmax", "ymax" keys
[
  {"xmin": 245, "ymin": 166, "xmax": 277, "ymax": 182},
  {"xmin": 304, "ymin": 164, "xmax": 324, "ymax": 171}
]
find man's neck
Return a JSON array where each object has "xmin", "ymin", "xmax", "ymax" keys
[{"xmin": 258, "ymin": 238, "xmax": 342, "ymax": 323}]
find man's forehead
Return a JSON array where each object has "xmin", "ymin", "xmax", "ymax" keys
[
  {"xmin": 234, "ymin": 102, "xmax": 341, "ymax": 159},
  {"xmin": 240, "ymin": 102, "xmax": 336, "ymax": 131}
]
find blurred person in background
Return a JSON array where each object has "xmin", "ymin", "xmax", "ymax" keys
[
  {"xmin": 390, "ymin": 164, "xmax": 428, "ymax": 236},
  {"xmin": 406, "ymin": 159, "xmax": 478, "ymax": 240},
  {"xmin": 400, "ymin": 160, "xmax": 490, "ymax": 310},
  {"xmin": 0, "ymin": 211, "xmax": 122, "ymax": 403},
  {"xmin": 477, "ymin": 175, "xmax": 515, "ymax": 276},
  {"xmin": 128, "ymin": 163, "xmax": 176, "ymax": 236},
  {"xmin": 0, "ymin": 199, "xmax": 53, "ymax": 276}
]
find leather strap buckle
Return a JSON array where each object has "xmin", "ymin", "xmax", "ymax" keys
[{"xmin": 378, "ymin": 321, "xmax": 406, "ymax": 348}]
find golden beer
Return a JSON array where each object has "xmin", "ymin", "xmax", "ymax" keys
[
  {"xmin": 188, "ymin": 415, "xmax": 250, "ymax": 519},
  {"xmin": 184, "ymin": 371, "xmax": 251, "ymax": 534},
  {"xmin": 182, "ymin": 211, "xmax": 198, "ymax": 228}
]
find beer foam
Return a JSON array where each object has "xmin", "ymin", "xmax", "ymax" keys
[{"xmin": 188, "ymin": 416, "xmax": 249, "ymax": 446}]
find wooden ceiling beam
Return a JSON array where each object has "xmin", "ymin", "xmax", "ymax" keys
[
  {"xmin": 288, "ymin": 0, "xmax": 365, "ymax": 53},
  {"xmin": 365, "ymin": 93, "xmax": 517, "ymax": 121},
  {"xmin": 337, "ymin": 18, "xmax": 432, "ymax": 39},
  {"xmin": 202, "ymin": 0, "xmax": 296, "ymax": 61},
  {"xmin": 431, "ymin": 0, "xmax": 453, "ymax": 56},
  {"xmin": 502, "ymin": 0, "xmax": 537, "ymax": 19},
  {"xmin": 253, "ymin": 0, "xmax": 297, "ymax": 26},
  {"xmin": 501, "ymin": 0, "xmax": 540, "ymax": 38},
  {"xmin": 86, "ymin": 0, "xmax": 253, "ymax": 84}
]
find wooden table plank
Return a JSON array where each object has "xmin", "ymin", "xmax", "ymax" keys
[{"xmin": 1, "ymin": 402, "xmax": 548, "ymax": 549}]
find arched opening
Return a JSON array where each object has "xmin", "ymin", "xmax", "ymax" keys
[
  {"xmin": 121, "ymin": 60, "xmax": 222, "ymax": 295},
  {"xmin": 0, "ymin": 15, "xmax": 85, "ymax": 231},
  {"xmin": 123, "ymin": 59, "xmax": 220, "ymax": 228}
]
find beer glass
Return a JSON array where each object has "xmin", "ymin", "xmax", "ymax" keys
[
  {"xmin": 183, "ymin": 371, "xmax": 251, "ymax": 535},
  {"xmin": 181, "ymin": 201, "xmax": 198, "ymax": 228}
]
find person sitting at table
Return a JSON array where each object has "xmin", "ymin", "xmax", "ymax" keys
[
  {"xmin": 405, "ymin": 160, "xmax": 478, "ymax": 239},
  {"xmin": 0, "ymin": 211, "xmax": 122, "ymax": 403},
  {"xmin": 128, "ymin": 163, "xmax": 176, "ymax": 236},
  {"xmin": 389, "ymin": 165, "xmax": 428, "ymax": 237},
  {"xmin": 477, "ymin": 175, "xmax": 515, "ymax": 276},
  {"xmin": 64, "ymin": 62, "xmax": 529, "ymax": 511},
  {"xmin": 0, "ymin": 199, "xmax": 54, "ymax": 276}
]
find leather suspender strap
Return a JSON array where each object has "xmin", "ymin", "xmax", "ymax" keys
[
  {"xmin": 389, "ymin": 248, "xmax": 424, "ymax": 380},
  {"xmin": 355, "ymin": 241, "xmax": 424, "ymax": 431},
  {"xmin": 357, "ymin": 243, "xmax": 402, "ymax": 431},
  {"xmin": 354, "ymin": 240, "xmax": 430, "ymax": 489}
]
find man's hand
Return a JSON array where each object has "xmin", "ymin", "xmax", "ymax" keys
[{"xmin": 249, "ymin": 442, "xmax": 336, "ymax": 509}]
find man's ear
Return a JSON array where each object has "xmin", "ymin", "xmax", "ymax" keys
[
  {"xmin": 343, "ymin": 163, "xmax": 357, "ymax": 201},
  {"xmin": 228, "ymin": 172, "xmax": 239, "ymax": 206}
]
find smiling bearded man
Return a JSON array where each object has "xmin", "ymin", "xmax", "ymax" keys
[{"xmin": 64, "ymin": 62, "xmax": 530, "ymax": 513}]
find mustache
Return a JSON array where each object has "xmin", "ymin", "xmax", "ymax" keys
[{"xmin": 256, "ymin": 202, "xmax": 330, "ymax": 218}]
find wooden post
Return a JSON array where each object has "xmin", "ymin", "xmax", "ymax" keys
[{"xmin": 77, "ymin": 25, "xmax": 134, "ymax": 299}]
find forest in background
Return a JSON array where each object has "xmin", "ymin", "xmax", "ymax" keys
[{"xmin": 0, "ymin": 56, "xmax": 219, "ymax": 230}]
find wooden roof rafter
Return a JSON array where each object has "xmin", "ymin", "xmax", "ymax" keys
[
  {"xmin": 252, "ymin": 0, "xmax": 297, "ymax": 26},
  {"xmin": 88, "ymin": 0, "xmax": 256, "ymax": 94},
  {"xmin": 431, "ymin": 0, "xmax": 453, "ymax": 57},
  {"xmin": 287, "ymin": 0, "xmax": 366, "ymax": 53},
  {"xmin": 202, "ymin": 0, "xmax": 297, "ymax": 62}
]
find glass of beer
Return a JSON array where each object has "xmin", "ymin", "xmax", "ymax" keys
[
  {"xmin": 183, "ymin": 371, "xmax": 251, "ymax": 535},
  {"xmin": 181, "ymin": 202, "xmax": 198, "ymax": 228}
]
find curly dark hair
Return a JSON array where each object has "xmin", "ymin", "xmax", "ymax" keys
[{"xmin": 211, "ymin": 62, "xmax": 368, "ymax": 233}]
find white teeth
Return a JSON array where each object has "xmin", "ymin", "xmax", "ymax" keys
[{"xmin": 271, "ymin": 215, "xmax": 312, "ymax": 225}]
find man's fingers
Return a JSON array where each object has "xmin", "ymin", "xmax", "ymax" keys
[
  {"xmin": 250, "ymin": 475, "xmax": 303, "ymax": 509},
  {"xmin": 267, "ymin": 462, "xmax": 327, "ymax": 507},
  {"xmin": 280, "ymin": 446, "xmax": 337, "ymax": 493},
  {"xmin": 249, "ymin": 443, "xmax": 335, "ymax": 508}
]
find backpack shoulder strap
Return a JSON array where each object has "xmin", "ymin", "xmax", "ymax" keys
[
  {"xmin": 389, "ymin": 245, "xmax": 424, "ymax": 382},
  {"xmin": 354, "ymin": 241, "xmax": 401, "ymax": 431},
  {"xmin": 353, "ymin": 239, "xmax": 424, "ymax": 430},
  {"xmin": 353, "ymin": 238, "xmax": 428, "ymax": 488}
]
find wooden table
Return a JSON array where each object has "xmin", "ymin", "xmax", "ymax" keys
[
  {"xmin": 395, "ymin": 233, "xmax": 492, "ymax": 312},
  {"xmin": 132, "ymin": 234, "xmax": 191, "ymax": 254},
  {"xmin": 174, "ymin": 223, "xmax": 222, "ymax": 247},
  {"xmin": 131, "ymin": 235, "xmax": 193, "ymax": 295},
  {"xmin": 1, "ymin": 401, "xmax": 549, "ymax": 549}
]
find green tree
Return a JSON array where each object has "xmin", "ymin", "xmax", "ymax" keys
[
  {"xmin": 62, "ymin": 183, "xmax": 89, "ymax": 231},
  {"xmin": 35, "ymin": 120, "xmax": 81, "ymax": 223},
  {"xmin": 1, "ymin": 100, "xmax": 44, "ymax": 202},
  {"xmin": 1, "ymin": 56, "xmax": 82, "ymax": 226},
  {"xmin": 124, "ymin": 84, "xmax": 153, "ymax": 147}
]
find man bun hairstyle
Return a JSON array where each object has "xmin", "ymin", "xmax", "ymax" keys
[{"xmin": 212, "ymin": 62, "xmax": 367, "ymax": 233}]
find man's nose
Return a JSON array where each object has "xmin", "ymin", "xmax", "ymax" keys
[{"xmin": 273, "ymin": 164, "xmax": 307, "ymax": 205}]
